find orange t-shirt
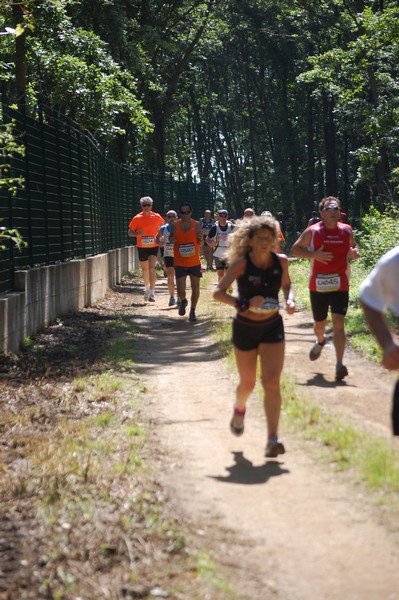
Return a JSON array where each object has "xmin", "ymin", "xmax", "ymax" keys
[
  {"xmin": 173, "ymin": 220, "xmax": 201, "ymax": 267},
  {"xmin": 129, "ymin": 211, "xmax": 164, "ymax": 248}
]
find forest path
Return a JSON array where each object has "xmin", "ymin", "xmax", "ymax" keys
[{"xmin": 132, "ymin": 272, "xmax": 399, "ymax": 600}]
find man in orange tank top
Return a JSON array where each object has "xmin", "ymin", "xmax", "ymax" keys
[{"xmin": 169, "ymin": 202, "xmax": 203, "ymax": 322}]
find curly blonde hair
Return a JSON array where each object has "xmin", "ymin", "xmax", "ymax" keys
[{"xmin": 226, "ymin": 216, "xmax": 280, "ymax": 263}]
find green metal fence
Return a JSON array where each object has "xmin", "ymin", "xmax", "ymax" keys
[{"xmin": 0, "ymin": 95, "xmax": 214, "ymax": 295}]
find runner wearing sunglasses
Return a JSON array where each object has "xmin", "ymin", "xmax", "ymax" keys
[
  {"xmin": 128, "ymin": 196, "xmax": 164, "ymax": 302},
  {"xmin": 291, "ymin": 196, "xmax": 360, "ymax": 380},
  {"xmin": 169, "ymin": 202, "xmax": 204, "ymax": 322}
]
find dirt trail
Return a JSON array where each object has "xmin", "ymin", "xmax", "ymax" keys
[{"xmin": 132, "ymin": 274, "xmax": 399, "ymax": 600}]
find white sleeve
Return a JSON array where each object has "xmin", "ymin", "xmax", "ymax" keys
[{"xmin": 359, "ymin": 247, "xmax": 399, "ymax": 314}]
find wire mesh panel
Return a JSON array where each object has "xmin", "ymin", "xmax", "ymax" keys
[{"xmin": 0, "ymin": 96, "xmax": 214, "ymax": 295}]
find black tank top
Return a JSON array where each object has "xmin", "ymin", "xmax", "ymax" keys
[{"xmin": 237, "ymin": 252, "xmax": 282, "ymax": 300}]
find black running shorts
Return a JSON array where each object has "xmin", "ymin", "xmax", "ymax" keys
[
  {"xmin": 310, "ymin": 290, "xmax": 349, "ymax": 322},
  {"xmin": 232, "ymin": 313, "xmax": 284, "ymax": 351},
  {"xmin": 137, "ymin": 247, "xmax": 159, "ymax": 261},
  {"xmin": 174, "ymin": 265, "xmax": 202, "ymax": 279}
]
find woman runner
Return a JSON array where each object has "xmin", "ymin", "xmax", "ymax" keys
[{"xmin": 213, "ymin": 215, "xmax": 295, "ymax": 457}]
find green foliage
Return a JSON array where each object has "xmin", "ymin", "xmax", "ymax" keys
[
  {"xmin": 298, "ymin": 4, "xmax": 399, "ymax": 196},
  {"xmin": 357, "ymin": 204, "xmax": 399, "ymax": 269},
  {"xmin": 25, "ymin": 2, "xmax": 152, "ymax": 144},
  {"xmin": 0, "ymin": 118, "xmax": 24, "ymax": 194},
  {"xmin": 3, "ymin": 0, "xmax": 399, "ymax": 225},
  {"xmin": 0, "ymin": 113, "xmax": 27, "ymax": 251}
]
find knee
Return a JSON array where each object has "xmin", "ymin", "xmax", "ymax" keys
[
  {"xmin": 314, "ymin": 320, "xmax": 325, "ymax": 332},
  {"xmin": 238, "ymin": 379, "xmax": 256, "ymax": 395},
  {"xmin": 332, "ymin": 317, "xmax": 345, "ymax": 333},
  {"xmin": 261, "ymin": 374, "xmax": 280, "ymax": 394}
]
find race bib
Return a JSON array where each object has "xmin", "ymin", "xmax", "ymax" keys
[
  {"xmin": 179, "ymin": 243, "xmax": 195, "ymax": 258},
  {"xmin": 164, "ymin": 242, "xmax": 174, "ymax": 257},
  {"xmin": 316, "ymin": 273, "xmax": 340, "ymax": 292},
  {"xmin": 141, "ymin": 236, "xmax": 155, "ymax": 247},
  {"xmin": 249, "ymin": 297, "xmax": 280, "ymax": 314}
]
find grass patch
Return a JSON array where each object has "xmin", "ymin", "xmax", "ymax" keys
[
  {"xmin": 282, "ymin": 373, "xmax": 399, "ymax": 501},
  {"xmin": 196, "ymin": 550, "xmax": 236, "ymax": 598},
  {"xmin": 103, "ymin": 316, "xmax": 138, "ymax": 368}
]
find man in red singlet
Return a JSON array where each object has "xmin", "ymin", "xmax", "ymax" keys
[
  {"xmin": 169, "ymin": 202, "xmax": 203, "ymax": 322},
  {"xmin": 291, "ymin": 196, "xmax": 360, "ymax": 380},
  {"xmin": 128, "ymin": 196, "xmax": 164, "ymax": 302}
]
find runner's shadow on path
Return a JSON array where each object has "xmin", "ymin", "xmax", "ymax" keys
[
  {"xmin": 208, "ymin": 451, "xmax": 290, "ymax": 485},
  {"xmin": 300, "ymin": 373, "xmax": 354, "ymax": 389}
]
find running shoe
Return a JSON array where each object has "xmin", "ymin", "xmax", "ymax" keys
[
  {"xmin": 335, "ymin": 364, "xmax": 348, "ymax": 381},
  {"xmin": 168, "ymin": 296, "xmax": 176, "ymax": 306},
  {"xmin": 144, "ymin": 288, "xmax": 150, "ymax": 301},
  {"xmin": 189, "ymin": 309, "xmax": 197, "ymax": 322},
  {"xmin": 178, "ymin": 298, "xmax": 188, "ymax": 316},
  {"xmin": 230, "ymin": 408, "xmax": 245, "ymax": 436},
  {"xmin": 309, "ymin": 339, "xmax": 325, "ymax": 361},
  {"xmin": 265, "ymin": 436, "xmax": 285, "ymax": 458},
  {"xmin": 148, "ymin": 291, "xmax": 155, "ymax": 302}
]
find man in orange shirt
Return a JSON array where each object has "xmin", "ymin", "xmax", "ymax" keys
[
  {"xmin": 128, "ymin": 196, "xmax": 164, "ymax": 302},
  {"xmin": 169, "ymin": 202, "xmax": 203, "ymax": 321}
]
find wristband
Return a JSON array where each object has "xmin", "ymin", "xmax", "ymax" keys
[{"xmin": 235, "ymin": 296, "xmax": 250, "ymax": 312}]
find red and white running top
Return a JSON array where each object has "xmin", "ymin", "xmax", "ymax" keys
[{"xmin": 308, "ymin": 221, "xmax": 353, "ymax": 292}]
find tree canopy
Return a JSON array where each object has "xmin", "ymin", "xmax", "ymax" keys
[{"xmin": 1, "ymin": 0, "xmax": 399, "ymax": 230}]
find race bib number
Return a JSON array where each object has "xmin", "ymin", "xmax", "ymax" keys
[
  {"xmin": 141, "ymin": 236, "xmax": 155, "ymax": 247},
  {"xmin": 179, "ymin": 243, "xmax": 195, "ymax": 258},
  {"xmin": 249, "ymin": 297, "xmax": 280, "ymax": 314},
  {"xmin": 164, "ymin": 242, "xmax": 174, "ymax": 256},
  {"xmin": 316, "ymin": 273, "xmax": 340, "ymax": 292}
]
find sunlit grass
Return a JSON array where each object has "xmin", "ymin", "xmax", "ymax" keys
[
  {"xmin": 196, "ymin": 550, "xmax": 236, "ymax": 598},
  {"xmin": 282, "ymin": 373, "xmax": 399, "ymax": 499},
  {"xmin": 283, "ymin": 381, "xmax": 399, "ymax": 495}
]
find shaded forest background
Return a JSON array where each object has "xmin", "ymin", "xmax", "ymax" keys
[{"xmin": 1, "ymin": 0, "xmax": 399, "ymax": 235}]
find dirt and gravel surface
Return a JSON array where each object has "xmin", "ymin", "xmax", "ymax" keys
[{"xmin": 1, "ymin": 269, "xmax": 399, "ymax": 600}]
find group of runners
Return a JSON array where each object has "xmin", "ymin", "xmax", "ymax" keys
[
  {"xmin": 128, "ymin": 196, "xmax": 399, "ymax": 457},
  {"xmin": 128, "ymin": 198, "xmax": 238, "ymax": 321}
]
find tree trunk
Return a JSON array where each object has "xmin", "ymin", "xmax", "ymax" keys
[
  {"xmin": 12, "ymin": 5, "xmax": 27, "ymax": 108},
  {"xmin": 306, "ymin": 89, "xmax": 315, "ymax": 214},
  {"xmin": 322, "ymin": 93, "xmax": 338, "ymax": 196}
]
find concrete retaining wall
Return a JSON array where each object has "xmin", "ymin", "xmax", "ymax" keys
[{"xmin": 0, "ymin": 246, "xmax": 138, "ymax": 353}]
